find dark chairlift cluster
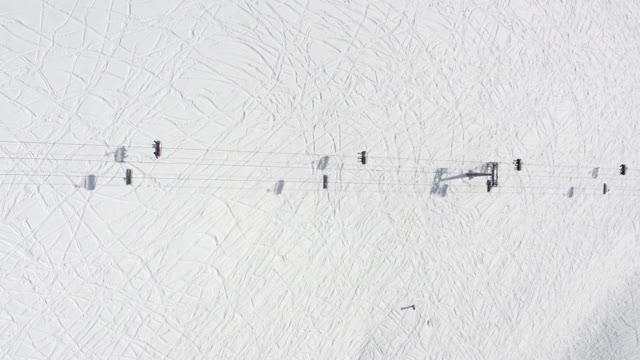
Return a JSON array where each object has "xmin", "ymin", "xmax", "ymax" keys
[
  {"xmin": 358, "ymin": 151, "xmax": 367, "ymax": 165},
  {"xmin": 513, "ymin": 158, "xmax": 522, "ymax": 171},
  {"xmin": 600, "ymin": 164, "xmax": 627, "ymax": 195},
  {"xmin": 124, "ymin": 140, "xmax": 162, "ymax": 185},
  {"xmin": 601, "ymin": 164, "xmax": 626, "ymax": 195},
  {"xmin": 319, "ymin": 150, "xmax": 366, "ymax": 190},
  {"xmin": 125, "ymin": 169, "xmax": 132, "ymax": 185},
  {"xmin": 123, "ymin": 140, "xmax": 162, "ymax": 186},
  {"xmin": 153, "ymin": 140, "xmax": 162, "ymax": 159}
]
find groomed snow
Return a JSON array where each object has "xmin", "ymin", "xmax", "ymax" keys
[{"xmin": 1, "ymin": 1, "xmax": 639, "ymax": 359}]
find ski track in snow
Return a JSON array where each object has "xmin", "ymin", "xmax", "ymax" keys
[{"xmin": 1, "ymin": 1, "xmax": 640, "ymax": 359}]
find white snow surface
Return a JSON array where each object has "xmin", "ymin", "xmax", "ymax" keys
[{"xmin": 1, "ymin": 1, "xmax": 640, "ymax": 359}]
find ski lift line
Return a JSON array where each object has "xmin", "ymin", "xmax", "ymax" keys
[
  {"xmin": 0, "ymin": 159, "xmax": 637, "ymax": 182},
  {"xmin": 132, "ymin": 150, "xmax": 629, "ymax": 171},
  {"xmin": 0, "ymin": 158, "xmax": 504, "ymax": 174},
  {"xmin": 0, "ymin": 151, "xmax": 493, "ymax": 165},
  {"xmin": 139, "ymin": 145, "xmax": 500, "ymax": 164},
  {"xmin": 0, "ymin": 155, "xmax": 497, "ymax": 173},
  {"xmin": 517, "ymin": 163, "xmax": 621, "ymax": 170},
  {"xmin": 0, "ymin": 156, "xmax": 325, "ymax": 169},
  {"xmin": 0, "ymin": 156, "xmax": 632, "ymax": 179},
  {"xmin": 0, "ymin": 140, "xmax": 150, "ymax": 149},
  {"xmin": 155, "ymin": 149, "xmax": 625, "ymax": 170},
  {"xmin": 7, "ymin": 176, "xmax": 640, "ymax": 194},
  {"xmin": 0, "ymin": 154, "xmax": 479, "ymax": 170},
  {"xmin": 93, "ymin": 179, "xmax": 640, "ymax": 190},
  {"xmin": 0, "ymin": 150, "xmax": 629, "ymax": 172},
  {"xmin": 2, "ymin": 169, "xmax": 637, "ymax": 186},
  {"xmin": 0, "ymin": 156, "xmax": 117, "ymax": 163},
  {"xmin": 0, "ymin": 140, "xmax": 630, "ymax": 169},
  {"xmin": 0, "ymin": 141, "xmax": 340, "ymax": 157},
  {"xmin": 1, "ymin": 157, "xmax": 636, "ymax": 180},
  {"xmin": 2, "ymin": 150, "xmax": 632, "ymax": 173},
  {"xmin": 3, "ymin": 170, "xmax": 640, "ymax": 187},
  {"xmin": 2, "ymin": 168, "xmax": 637, "ymax": 185},
  {"xmin": 515, "ymin": 174, "xmax": 640, "ymax": 179},
  {"xmin": 0, "ymin": 171, "xmax": 631, "ymax": 188},
  {"xmin": 4, "ymin": 182, "xmax": 640, "ymax": 197},
  {"xmin": 0, "ymin": 163, "xmax": 634, "ymax": 184}
]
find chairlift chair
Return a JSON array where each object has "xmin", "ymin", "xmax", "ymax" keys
[
  {"xmin": 153, "ymin": 140, "xmax": 161, "ymax": 159},
  {"xmin": 125, "ymin": 169, "xmax": 132, "ymax": 185},
  {"xmin": 513, "ymin": 159, "xmax": 522, "ymax": 171},
  {"xmin": 358, "ymin": 151, "xmax": 367, "ymax": 165}
]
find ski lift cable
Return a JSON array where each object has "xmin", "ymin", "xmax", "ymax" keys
[
  {"xmin": 4, "ymin": 174, "xmax": 640, "ymax": 193},
  {"xmin": 0, "ymin": 155, "xmax": 635, "ymax": 181},
  {"xmin": 0, "ymin": 167, "xmax": 636, "ymax": 184},
  {"xmin": 0, "ymin": 140, "xmax": 150, "ymax": 149},
  {"xmin": 0, "ymin": 168, "xmax": 632, "ymax": 183},
  {"xmin": 1, "ymin": 140, "xmax": 627, "ymax": 170},
  {"xmin": 3, "ymin": 181, "xmax": 640, "ymax": 198}
]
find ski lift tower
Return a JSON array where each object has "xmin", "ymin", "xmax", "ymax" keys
[{"xmin": 464, "ymin": 162, "xmax": 499, "ymax": 192}]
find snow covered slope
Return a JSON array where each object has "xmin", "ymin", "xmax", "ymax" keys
[{"xmin": 1, "ymin": 1, "xmax": 639, "ymax": 359}]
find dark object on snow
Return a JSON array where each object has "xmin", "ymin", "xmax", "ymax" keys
[
  {"xmin": 322, "ymin": 175, "xmax": 328, "ymax": 189},
  {"xmin": 486, "ymin": 162, "xmax": 499, "ymax": 192},
  {"xmin": 358, "ymin": 151, "xmax": 367, "ymax": 165},
  {"xmin": 592, "ymin": 167, "xmax": 599, "ymax": 179},
  {"xmin": 567, "ymin": 186, "xmax": 574, "ymax": 198},
  {"xmin": 603, "ymin": 183, "xmax": 608, "ymax": 194},
  {"xmin": 490, "ymin": 162, "xmax": 498, "ymax": 187},
  {"xmin": 274, "ymin": 180, "xmax": 285, "ymax": 194},
  {"xmin": 84, "ymin": 175, "xmax": 97, "ymax": 190},
  {"xmin": 125, "ymin": 169, "xmax": 132, "ymax": 185},
  {"xmin": 400, "ymin": 305, "xmax": 415, "ymax": 311},
  {"xmin": 153, "ymin": 140, "xmax": 161, "ymax": 159},
  {"xmin": 513, "ymin": 158, "xmax": 522, "ymax": 171},
  {"xmin": 620, "ymin": 164, "xmax": 627, "ymax": 175}
]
